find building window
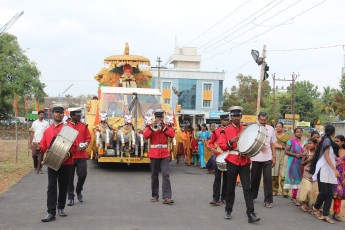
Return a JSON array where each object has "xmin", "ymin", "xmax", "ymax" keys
[
  {"xmin": 178, "ymin": 79, "xmax": 196, "ymax": 110},
  {"xmin": 203, "ymin": 100, "xmax": 211, "ymax": 108},
  {"xmin": 162, "ymin": 82, "xmax": 171, "ymax": 89},
  {"xmin": 164, "ymin": 99, "xmax": 170, "ymax": 104},
  {"xmin": 203, "ymin": 83, "xmax": 212, "ymax": 91}
]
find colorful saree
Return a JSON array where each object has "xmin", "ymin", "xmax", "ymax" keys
[{"xmin": 283, "ymin": 138, "xmax": 307, "ymax": 190}]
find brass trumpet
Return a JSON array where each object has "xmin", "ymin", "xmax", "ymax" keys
[{"xmin": 152, "ymin": 121, "xmax": 164, "ymax": 131}]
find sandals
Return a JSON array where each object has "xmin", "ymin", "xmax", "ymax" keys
[
  {"xmin": 150, "ymin": 197, "xmax": 159, "ymax": 202},
  {"xmin": 301, "ymin": 204, "xmax": 309, "ymax": 212},
  {"xmin": 312, "ymin": 207, "xmax": 321, "ymax": 217},
  {"xmin": 333, "ymin": 212, "xmax": 341, "ymax": 221},
  {"xmin": 162, "ymin": 198, "xmax": 174, "ymax": 205},
  {"xmin": 264, "ymin": 202, "xmax": 273, "ymax": 208},
  {"xmin": 317, "ymin": 215, "xmax": 335, "ymax": 224}
]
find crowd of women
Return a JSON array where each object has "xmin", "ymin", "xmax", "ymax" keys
[{"xmin": 175, "ymin": 122, "xmax": 345, "ymax": 224}]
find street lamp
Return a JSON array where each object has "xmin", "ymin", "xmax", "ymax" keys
[{"xmin": 58, "ymin": 84, "xmax": 73, "ymax": 103}]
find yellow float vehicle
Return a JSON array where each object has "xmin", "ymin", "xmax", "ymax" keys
[{"xmin": 85, "ymin": 43, "xmax": 173, "ymax": 164}]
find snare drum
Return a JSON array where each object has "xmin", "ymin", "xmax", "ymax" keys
[{"xmin": 237, "ymin": 124, "xmax": 267, "ymax": 158}]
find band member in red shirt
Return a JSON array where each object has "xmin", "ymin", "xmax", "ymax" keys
[
  {"xmin": 219, "ymin": 106, "xmax": 260, "ymax": 223},
  {"xmin": 208, "ymin": 113, "xmax": 230, "ymax": 205},
  {"xmin": 143, "ymin": 109, "xmax": 175, "ymax": 204},
  {"xmin": 67, "ymin": 109, "xmax": 91, "ymax": 206},
  {"xmin": 35, "ymin": 104, "xmax": 77, "ymax": 222}
]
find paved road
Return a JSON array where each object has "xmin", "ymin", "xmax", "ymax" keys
[{"xmin": 0, "ymin": 161, "xmax": 344, "ymax": 230}]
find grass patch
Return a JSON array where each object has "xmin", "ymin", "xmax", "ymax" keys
[{"xmin": 0, "ymin": 139, "xmax": 32, "ymax": 196}]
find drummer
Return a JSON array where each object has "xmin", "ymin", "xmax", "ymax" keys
[
  {"xmin": 35, "ymin": 104, "xmax": 78, "ymax": 222},
  {"xmin": 208, "ymin": 112, "xmax": 230, "ymax": 205},
  {"xmin": 218, "ymin": 106, "xmax": 260, "ymax": 223}
]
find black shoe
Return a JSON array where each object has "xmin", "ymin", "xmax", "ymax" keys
[
  {"xmin": 248, "ymin": 213, "xmax": 260, "ymax": 223},
  {"xmin": 224, "ymin": 211, "xmax": 231, "ymax": 219},
  {"xmin": 67, "ymin": 199, "xmax": 74, "ymax": 206},
  {"xmin": 41, "ymin": 213, "xmax": 56, "ymax": 222},
  {"xmin": 77, "ymin": 193, "xmax": 83, "ymax": 202},
  {"xmin": 58, "ymin": 209, "xmax": 67, "ymax": 217}
]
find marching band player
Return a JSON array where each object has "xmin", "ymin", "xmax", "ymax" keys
[
  {"xmin": 35, "ymin": 104, "xmax": 77, "ymax": 222},
  {"xmin": 218, "ymin": 106, "xmax": 260, "ymax": 223},
  {"xmin": 67, "ymin": 108, "xmax": 91, "ymax": 206},
  {"xmin": 208, "ymin": 112, "xmax": 230, "ymax": 205},
  {"xmin": 143, "ymin": 109, "xmax": 175, "ymax": 205}
]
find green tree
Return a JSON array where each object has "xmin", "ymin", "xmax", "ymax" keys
[
  {"xmin": 319, "ymin": 86, "xmax": 336, "ymax": 115},
  {"xmin": 294, "ymin": 80, "xmax": 320, "ymax": 126},
  {"xmin": 0, "ymin": 33, "xmax": 46, "ymax": 119},
  {"xmin": 222, "ymin": 74, "xmax": 271, "ymax": 114},
  {"xmin": 340, "ymin": 73, "xmax": 345, "ymax": 93}
]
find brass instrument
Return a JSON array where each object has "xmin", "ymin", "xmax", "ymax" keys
[{"xmin": 152, "ymin": 121, "xmax": 164, "ymax": 131}]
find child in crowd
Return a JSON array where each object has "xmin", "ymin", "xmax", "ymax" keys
[
  {"xmin": 333, "ymin": 135, "xmax": 345, "ymax": 221},
  {"xmin": 299, "ymin": 138, "xmax": 318, "ymax": 212}
]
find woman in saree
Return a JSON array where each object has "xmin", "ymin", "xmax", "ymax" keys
[
  {"xmin": 191, "ymin": 125, "xmax": 199, "ymax": 167},
  {"xmin": 333, "ymin": 135, "xmax": 345, "ymax": 221},
  {"xmin": 177, "ymin": 126, "xmax": 187, "ymax": 166},
  {"xmin": 204, "ymin": 123, "xmax": 216, "ymax": 173},
  {"xmin": 272, "ymin": 122, "xmax": 290, "ymax": 197},
  {"xmin": 198, "ymin": 124, "xmax": 210, "ymax": 169},
  {"xmin": 283, "ymin": 127, "xmax": 308, "ymax": 205}
]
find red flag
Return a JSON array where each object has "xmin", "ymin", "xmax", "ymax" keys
[
  {"xmin": 24, "ymin": 96, "xmax": 28, "ymax": 114},
  {"xmin": 47, "ymin": 108, "xmax": 50, "ymax": 118},
  {"xmin": 36, "ymin": 98, "xmax": 39, "ymax": 112},
  {"xmin": 173, "ymin": 110, "xmax": 177, "ymax": 128},
  {"xmin": 13, "ymin": 94, "xmax": 17, "ymax": 117},
  {"xmin": 94, "ymin": 107, "xmax": 100, "ymax": 126},
  {"xmin": 41, "ymin": 104, "xmax": 44, "ymax": 111}
]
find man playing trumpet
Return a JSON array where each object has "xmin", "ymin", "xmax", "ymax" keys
[{"xmin": 143, "ymin": 109, "xmax": 175, "ymax": 205}]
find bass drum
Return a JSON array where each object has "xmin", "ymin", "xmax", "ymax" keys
[
  {"xmin": 43, "ymin": 125, "xmax": 79, "ymax": 171},
  {"xmin": 237, "ymin": 124, "xmax": 267, "ymax": 158},
  {"xmin": 216, "ymin": 153, "xmax": 228, "ymax": 171}
]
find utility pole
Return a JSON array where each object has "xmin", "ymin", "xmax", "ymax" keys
[
  {"xmin": 273, "ymin": 74, "xmax": 276, "ymax": 125},
  {"xmin": 151, "ymin": 57, "xmax": 167, "ymax": 91},
  {"xmin": 256, "ymin": 45, "xmax": 266, "ymax": 116},
  {"xmin": 291, "ymin": 73, "xmax": 300, "ymax": 130},
  {"xmin": 270, "ymin": 73, "xmax": 299, "ymax": 130}
]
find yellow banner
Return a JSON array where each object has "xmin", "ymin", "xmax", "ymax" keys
[
  {"xmin": 241, "ymin": 115, "xmax": 257, "ymax": 123},
  {"xmin": 285, "ymin": 114, "xmax": 300, "ymax": 120}
]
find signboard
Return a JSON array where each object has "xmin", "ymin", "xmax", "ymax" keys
[
  {"xmin": 209, "ymin": 112, "xmax": 223, "ymax": 118},
  {"xmin": 297, "ymin": 122, "xmax": 310, "ymax": 127},
  {"xmin": 278, "ymin": 119, "xmax": 295, "ymax": 130},
  {"xmin": 285, "ymin": 114, "xmax": 300, "ymax": 121},
  {"xmin": 241, "ymin": 115, "xmax": 257, "ymax": 123}
]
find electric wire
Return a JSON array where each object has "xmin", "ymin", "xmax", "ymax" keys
[
  {"xmin": 202, "ymin": 0, "xmax": 302, "ymax": 55},
  {"xmin": 204, "ymin": 0, "xmax": 328, "ymax": 59},
  {"xmin": 199, "ymin": 0, "xmax": 284, "ymax": 53},
  {"xmin": 183, "ymin": 0, "xmax": 250, "ymax": 46}
]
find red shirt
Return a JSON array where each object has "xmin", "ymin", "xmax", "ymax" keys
[
  {"xmin": 40, "ymin": 123, "xmax": 77, "ymax": 166},
  {"xmin": 143, "ymin": 124, "xmax": 175, "ymax": 158},
  {"xmin": 68, "ymin": 121, "xmax": 91, "ymax": 159},
  {"xmin": 208, "ymin": 127, "xmax": 227, "ymax": 157},
  {"xmin": 219, "ymin": 124, "xmax": 251, "ymax": 166}
]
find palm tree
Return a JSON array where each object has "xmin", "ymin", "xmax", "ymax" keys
[{"xmin": 320, "ymin": 86, "xmax": 336, "ymax": 115}]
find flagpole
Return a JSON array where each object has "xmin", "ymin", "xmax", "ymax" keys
[
  {"xmin": 14, "ymin": 94, "xmax": 18, "ymax": 163},
  {"xmin": 25, "ymin": 96, "xmax": 30, "ymax": 156}
]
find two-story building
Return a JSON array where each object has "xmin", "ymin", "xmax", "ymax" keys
[{"xmin": 150, "ymin": 47, "xmax": 225, "ymax": 125}]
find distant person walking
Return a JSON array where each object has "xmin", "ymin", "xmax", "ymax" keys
[{"xmin": 29, "ymin": 110, "xmax": 49, "ymax": 174}]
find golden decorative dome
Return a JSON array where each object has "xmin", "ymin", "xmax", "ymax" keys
[{"xmin": 104, "ymin": 43, "xmax": 151, "ymax": 67}]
